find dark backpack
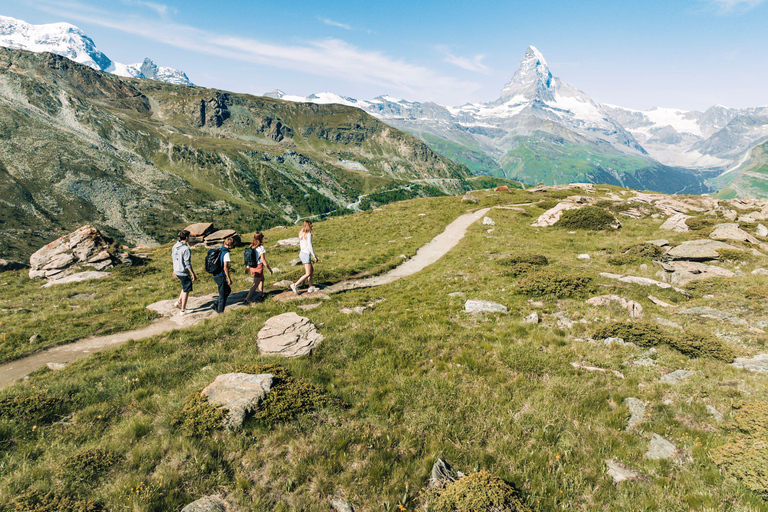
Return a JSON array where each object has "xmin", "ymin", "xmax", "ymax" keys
[
  {"xmin": 244, "ymin": 247, "xmax": 259, "ymax": 267},
  {"xmin": 205, "ymin": 247, "xmax": 224, "ymax": 275}
]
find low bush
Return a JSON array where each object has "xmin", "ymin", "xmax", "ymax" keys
[
  {"xmin": 10, "ymin": 489, "xmax": 104, "ymax": 512},
  {"xmin": 506, "ymin": 254, "xmax": 548, "ymax": 277},
  {"xmin": 685, "ymin": 216, "xmax": 714, "ymax": 231},
  {"xmin": 668, "ymin": 332, "xmax": 734, "ymax": 362},
  {"xmin": 555, "ymin": 207, "xmax": 617, "ymax": 230},
  {"xmin": 63, "ymin": 448, "xmax": 122, "ymax": 482},
  {"xmin": 171, "ymin": 392, "xmax": 226, "ymax": 437},
  {"xmin": 0, "ymin": 394, "xmax": 65, "ymax": 424},
  {"xmin": 717, "ymin": 248, "xmax": 752, "ymax": 263},
  {"xmin": 424, "ymin": 471, "xmax": 531, "ymax": 512},
  {"xmin": 711, "ymin": 401, "xmax": 768, "ymax": 496},
  {"xmin": 236, "ymin": 364, "xmax": 339, "ymax": 424},
  {"xmin": 536, "ymin": 199, "xmax": 559, "ymax": 211},
  {"xmin": 516, "ymin": 268, "xmax": 594, "ymax": 298},
  {"xmin": 593, "ymin": 322, "xmax": 671, "ymax": 348},
  {"xmin": 607, "ymin": 243, "xmax": 663, "ymax": 266}
]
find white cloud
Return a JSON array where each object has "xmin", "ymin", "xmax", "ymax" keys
[
  {"xmin": 318, "ymin": 17, "xmax": 353, "ymax": 30},
  {"xmin": 121, "ymin": 0, "xmax": 175, "ymax": 18},
  {"xmin": 702, "ymin": 0, "xmax": 766, "ymax": 13},
  {"xmin": 26, "ymin": 0, "xmax": 479, "ymax": 101},
  {"xmin": 437, "ymin": 45, "xmax": 491, "ymax": 74}
]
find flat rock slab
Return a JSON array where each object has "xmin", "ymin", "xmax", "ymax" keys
[
  {"xmin": 587, "ymin": 295, "xmax": 643, "ymax": 318},
  {"xmin": 201, "ymin": 373, "xmax": 273, "ymax": 428},
  {"xmin": 272, "ymin": 290, "xmax": 331, "ymax": 302},
  {"xmin": 645, "ymin": 433, "xmax": 681, "ymax": 461},
  {"xmin": 530, "ymin": 202, "xmax": 581, "ymax": 227},
  {"xmin": 732, "ymin": 353, "xmax": 768, "ymax": 374},
  {"xmin": 277, "ymin": 237, "xmax": 300, "ymax": 247},
  {"xmin": 331, "ymin": 498, "xmax": 355, "ymax": 512},
  {"xmin": 41, "ymin": 271, "xmax": 111, "ymax": 288},
  {"xmin": 710, "ymin": 223, "xmax": 763, "ymax": 246},
  {"xmin": 204, "ymin": 229, "xmax": 237, "ymax": 241},
  {"xmin": 181, "ymin": 495, "xmax": 227, "ymax": 512},
  {"xmin": 656, "ymin": 260, "xmax": 735, "ymax": 285},
  {"xmin": 625, "ymin": 397, "xmax": 646, "ymax": 430},
  {"xmin": 659, "ymin": 213, "xmax": 691, "ymax": 232},
  {"xmin": 666, "ymin": 239, "xmax": 742, "ymax": 261},
  {"xmin": 257, "ymin": 312, "xmax": 324, "ymax": 357},
  {"xmin": 599, "ymin": 272, "xmax": 690, "ymax": 296},
  {"xmin": 606, "ymin": 459, "xmax": 647, "ymax": 484},
  {"xmin": 464, "ymin": 299, "xmax": 508, "ymax": 314},
  {"xmin": 183, "ymin": 223, "xmax": 215, "ymax": 237},
  {"xmin": 676, "ymin": 306, "xmax": 747, "ymax": 327},
  {"xmin": 660, "ymin": 369, "xmax": 694, "ymax": 384}
]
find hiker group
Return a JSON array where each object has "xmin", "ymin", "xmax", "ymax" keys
[{"xmin": 171, "ymin": 221, "xmax": 319, "ymax": 315}]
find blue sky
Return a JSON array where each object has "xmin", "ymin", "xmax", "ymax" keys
[{"xmin": 5, "ymin": 0, "xmax": 768, "ymax": 110}]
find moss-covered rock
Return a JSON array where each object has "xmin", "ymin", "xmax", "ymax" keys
[
  {"xmin": 516, "ymin": 268, "xmax": 594, "ymax": 298},
  {"xmin": 555, "ymin": 206, "xmax": 617, "ymax": 230},
  {"xmin": 10, "ymin": 489, "xmax": 104, "ymax": 512},
  {"xmin": 425, "ymin": 471, "xmax": 531, "ymax": 512},
  {"xmin": 63, "ymin": 448, "xmax": 122, "ymax": 482}
]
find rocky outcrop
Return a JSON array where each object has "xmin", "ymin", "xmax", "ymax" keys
[
  {"xmin": 29, "ymin": 225, "xmax": 117, "ymax": 280},
  {"xmin": 665, "ymin": 239, "xmax": 743, "ymax": 261},
  {"xmin": 656, "ymin": 260, "xmax": 735, "ymax": 285},
  {"xmin": 204, "ymin": 229, "xmax": 240, "ymax": 248},
  {"xmin": 530, "ymin": 202, "xmax": 580, "ymax": 227},
  {"xmin": 659, "ymin": 213, "xmax": 691, "ymax": 232},
  {"xmin": 257, "ymin": 312, "xmax": 324, "ymax": 357},
  {"xmin": 732, "ymin": 353, "xmax": 768, "ymax": 374},
  {"xmin": 181, "ymin": 495, "xmax": 227, "ymax": 512},
  {"xmin": 586, "ymin": 295, "xmax": 643, "ymax": 318},
  {"xmin": 201, "ymin": 373, "xmax": 273, "ymax": 428},
  {"xmin": 41, "ymin": 271, "xmax": 111, "ymax": 288}
]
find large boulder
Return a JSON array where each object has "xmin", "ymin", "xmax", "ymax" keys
[
  {"xmin": 181, "ymin": 495, "xmax": 227, "ymax": 512},
  {"xmin": 530, "ymin": 202, "xmax": 580, "ymax": 227},
  {"xmin": 665, "ymin": 239, "xmax": 743, "ymax": 261},
  {"xmin": 257, "ymin": 312, "xmax": 324, "ymax": 357},
  {"xmin": 204, "ymin": 229, "xmax": 240, "ymax": 248},
  {"xmin": 659, "ymin": 213, "xmax": 691, "ymax": 232},
  {"xmin": 586, "ymin": 295, "xmax": 643, "ymax": 318},
  {"xmin": 29, "ymin": 225, "xmax": 116, "ymax": 280},
  {"xmin": 184, "ymin": 222, "xmax": 215, "ymax": 237},
  {"xmin": 201, "ymin": 373, "xmax": 273, "ymax": 428},
  {"xmin": 709, "ymin": 223, "xmax": 765, "ymax": 246}
]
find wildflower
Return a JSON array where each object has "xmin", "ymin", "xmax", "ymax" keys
[
  {"xmin": 555, "ymin": 455, "xmax": 560, "ymax": 459},
  {"xmin": 32, "ymin": 425, "xmax": 37, "ymax": 430},
  {"xmin": 398, "ymin": 506, "xmax": 406, "ymax": 511}
]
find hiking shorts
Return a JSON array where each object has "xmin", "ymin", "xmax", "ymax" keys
[
  {"xmin": 177, "ymin": 274, "xmax": 193, "ymax": 293},
  {"xmin": 300, "ymin": 251, "xmax": 312, "ymax": 264}
]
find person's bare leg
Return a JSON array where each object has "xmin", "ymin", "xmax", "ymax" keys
[
  {"xmin": 246, "ymin": 275, "xmax": 258, "ymax": 302},
  {"xmin": 295, "ymin": 263, "xmax": 312, "ymax": 288},
  {"xmin": 307, "ymin": 264, "xmax": 313, "ymax": 288},
  {"xmin": 180, "ymin": 291, "xmax": 189, "ymax": 311}
]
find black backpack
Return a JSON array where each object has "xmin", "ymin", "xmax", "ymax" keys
[
  {"xmin": 244, "ymin": 247, "xmax": 258, "ymax": 267},
  {"xmin": 205, "ymin": 247, "xmax": 224, "ymax": 275}
]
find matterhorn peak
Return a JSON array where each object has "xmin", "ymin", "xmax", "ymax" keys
[{"xmin": 500, "ymin": 45, "xmax": 555, "ymax": 102}]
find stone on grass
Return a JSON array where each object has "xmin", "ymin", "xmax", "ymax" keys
[
  {"xmin": 523, "ymin": 312, "xmax": 539, "ymax": 324},
  {"xmin": 645, "ymin": 434, "xmax": 680, "ymax": 461},
  {"xmin": 270, "ymin": 279, "xmax": 293, "ymax": 289},
  {"xmin": 660, "ymin": 369, "xmax": 694, "ymax": 384},
  {"xmin": 448, "ymin": 292, "xmax": 464, "ymax": 297},
  {"xmin": 554, "ymin": 311, "xmax": 575, "ymax": 328},
  {"xmin": 257, "ymin": 312, "xmax": 324, "ymax": 357},
  {"xmin": 732, "ymin": 353, "xmax": 768, "ymax": 374},
  {"xmin": 201, "ymin": 373, "xmax": 273, "ymax": 429},
  {"xmin": 340, "ymin": 306, "xmax": 366, "ymax": 315},
  {"xmin": 586, "ymin": 295, "xmax": 643, "ymax": 318},
  {"xmin": 709, "ymin": 223, "xmax": 763, "ymax": 245},
  {"xmin": 752, "ymin": 268, "xmax": 768, "ymax": 275},
  {"xmin": 577, "ymin": 253, "xmax": 591, "ymax": 261},
  {"xmin": 666, "ymin": 239, "xmax": 743, "ymax": 261},
  {"xmin": 659, "ymin": 214, "xmax": 691, "ymax": 232},
  {"xmin": 530, "ymin": 202, "xmax": 580, "ymax": 227},
  {"xmin": 181, "ymin": 495, "xmax": 226, "ymax": 512},
  {"xmin": 758, "ymin": 224, "xmax": 768, "ymax": 237},
  {"xmin": 429, "ymin": 458, "xmax": 458, "ymax": 489},
  {"xmin": 41, "ymin": 271, "xmax": 111, "ymax": 288},
  {"xmin": 29, "ymin": 225, "xmax": 117, "ymax": 279},
  {"xmin": 706, "ymin": 405, "xmax": 724, "ymax": 422},
  {"xmin": 676, "ymin": 306, "xmax": 747, "ymax": 327},
  {"xmin": 482, "ymin": 216, "xmax": 496, "ymax": 226},
  {"xmin": 290, "ymin": 258, "xmax": 302, "ymax": 266},
  {"xmin": 625, "ymin": 397, "xmax": 646, "ymax": 430},
  {"xmin": 461, "ymin": 194, "xmax": 479, "ymax": 203},
  {"xmin": 656, "ymin": 260, "xmax": 735, "ymax": 285},
  {"xmin": 648, "ymin": 295, "xmax": 674, "ymax": 308},
  {"xmin": 297, "ymin": 303, "xmax": 321, "ymax": 311},
  {"xmin": 46, "ymin": 362, "xmax": 67, "ymax": 371},
  {"xmin": 606, "ymin": 460, "xmax": 646, "ymax": 484},
  {"xmin": 331, "ymin": 497, "xmax": 354, "ymax": 512},
  {"xmin": 28, "ymin": 334, "xmax": 40, "ymax": 343},
  {"xmin": 276, "ymin": 237, "xmax": 300, "ymax": 247},
  {"xmin": 464, "ymin": 299, "xmax": 508, "ymax": 314}
]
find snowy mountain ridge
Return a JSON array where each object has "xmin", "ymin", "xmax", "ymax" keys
[{"xmin": 0, "ymin": 15, "xmax": 192, "ymax": 86}]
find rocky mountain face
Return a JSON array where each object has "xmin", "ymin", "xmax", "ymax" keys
[
  {"xmin": 0, "ymin": 47, "xmax": 477, "ymax": 259},
  {"xmin": 0, "ymin": 15, "xmax": 192, "ymax": 86},
  {"xmin": 273, "ymin": 47, "xmax": 711, "ymax": 194}
]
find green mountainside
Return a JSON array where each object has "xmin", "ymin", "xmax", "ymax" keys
[
  {"xmin": 0, "ymin": 48, "xmax": 514, "ymax": 260},
  {"xmin": 710, "ymin": 142, "xmax": 768, "ymax": 199}
]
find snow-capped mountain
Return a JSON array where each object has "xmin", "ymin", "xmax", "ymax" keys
[{"xmin": 0, "ymin": 15, "xmax": 192, "ymax": 86}]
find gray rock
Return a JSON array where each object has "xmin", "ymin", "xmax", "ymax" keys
[
  {"xmin": 464, "ymin": 299, "xmax": 508, "ymax": 314},
  {"xmin": 648, "ymin": 295, "xmax": 674, "ymax": 308},
  {"xmin": 660, "ymin": 369, "xmax": 694, "ymax": 384},
  {"xmin": 666, "ymin": 239, "xmax": 743, "ymax": 261},
  {"xmin": 181, "ymin": 495, "xmax": 227, "ymax": 512},
  {"xmin": 331, "ymin": 497, "xmax": 355, "ymax": 512},
  {"xmin": 706, "ymin": 405, "xmax": 724, "ymax": 422},
  {"xmin": 752, "ymin": 268, "xmax": 768, "ymax": 275},
  {"xmin": 554, "ymin": 311, "xmax": 575, "ymax": 328},
  {"xmin": 639, "ymin": 263, "xmax": 648, "ymax": 270},
  {"xmin": 46, "ymin": 362, "xmax": 67, "ymax": 371},
  {"xmin": 633, "ymin": 358, "xmax": 656, "ymax": 367},
  {"xmin": 29, "ymin": 225, "xmax": 116, "ymax": 279},
  {"xmin": 656, "ymin": 260, "xmax": 735, "ymax": 285},
  {"xmin": 709, "ymin": 223, "xmax": 763, "ymax": 245},
  {"xmin": 625, "ymin": 397, "xmax": 646, "ymax": 430},
  {"xmin": 257, "ymin": 312, "xmax": 324, "ymax": 357},
  {"xmin": 606, "ymin": 459, "xmax": 646, "ymax": 484},
  {"xmin": 530, "ymin": 202, "xmax": 580, "ymax": 227},
  {"xmin": 340, "ymin": 306, "xmax": 367, "ymax": 315},
  {"xmin": 69, "ymin": 293, "xmax": 97, "ymax": 300},
  {"xmin": 276, "ymin": 237, "xmax": 300, "ymax": 247},
  {"xmin": 523, "ymin": 312, "xmax": 539, "ymax": 324},
  {"xmin": 577, "ymin": 253, "xmax": 591, "ymax": 261},
  {"xmin": 429, "ymin": 458, "xmax": 457, "ymax": 489},
  {"xmin": 587, "ymin": 294, "xmax": 643, "ymax": 318},
  {"xmin": 732, "ymin": 353, "xmax": 768, "ymax": 374},
  {"xmin": 41, "ymin": 271, "xmax": 111, "ymax": 288},
  {"xmin": 604, "ymin": 337, "xmax": 626, "ymax": 345},
  {"xmin": 758, "ymin": 224, "xmax": 768, "ymax": 238},
  {"xmin": 655, "ymin": 317, "xmax": 683, "ymax": 329},
  {"xmin": 448, "ymin": 291, "xmax": 464, "ymax": 297},
  {"xmin": 645, "ymin": 433, "xmax": 679, "ymax": 460},
  {"xmin": 676, "ymin": 306, "xmax": 747, "ymax": 327},
  {"xmin": 297, "ymin": 303, "xmax": 321, "ymax": 311},
  {"xmin": 270, "ymin": 279, "xmax": 294, "ymax": 289},
  {"xmin": 461, "ymin": 194, "xmax": 479, "ymax": 204},
  {"xmin": 659, "ymin": 214, "xmax": 691, "ymax": 232},
  {"xmin": 482, "ymin": 216, "xmax": 496, "ymax": 226},
  {"xmin": 28, "ymin": 334, "xmax": 40, "ymax": 343},
  {"xmin": 290, "ymin": 258, "xmax": 302, "ymax": 266},
  {"xmin": 201, "ymin": 373, "xmax": 273, "ymax": 428}
]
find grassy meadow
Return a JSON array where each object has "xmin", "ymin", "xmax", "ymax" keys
[{"xmin": 1, "ymin": 187, "xmax": 768, "ymax": 511}]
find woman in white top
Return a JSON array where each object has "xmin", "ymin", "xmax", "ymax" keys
[{"xmin": 291, "ymin": 220, "xmax": 319, "ymax": 294}]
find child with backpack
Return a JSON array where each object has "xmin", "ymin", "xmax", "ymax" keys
[{"xmin": 244, "ymin": 232, "xmax": 273, "ymax": 304}]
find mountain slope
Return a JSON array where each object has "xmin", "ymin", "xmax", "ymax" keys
[
  {"xmin": 0, "ymin": 14, "xmax": 192, "ymax": 85},
  {"xmin": 0, "ymin": 47, "xmax": 484, "ymax": 259}
]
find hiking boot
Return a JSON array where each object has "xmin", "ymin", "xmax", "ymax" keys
[
  {"xmin": 179, "ymin": 309, "xmax": 188, "ymax": 316},
  {"xmin": 290, "ymin": 283, "xmax": 298, "ymax": 294},
  {"xmin": 173, "ymin": 300, "xmax": 181, "ymax": 309},
  {"xmin": 307, "ymin": 286, "xmax": 318, "ymax": 293}
]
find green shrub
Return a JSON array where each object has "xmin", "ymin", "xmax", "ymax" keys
[
  {"xmin": 745, "ymin": 286, "xmax": 768, "ymax": 300},
  {"xmin": 0, "ymin": 395, "xmax": 65, "ymax": 424},
  {"xmin": 236, "ymin": 364, "xmax": 339, "ymax": 423},
  {"xmin": 516, "ymin": 268, "xmax": 594, "ymax": 298},
  {"xmin": 668, "ymin": 332, "xmax": 734, "ymax": 362},
  {"xmin": 545, "ymin": 189, "xmax": 573, "ymax": 199},
  {"xmin": 712, "ymin": 402, "xmax": 768, "ymax": 496},
  {"xmin": 63, "ymin": 448, "xmax": 122, "ymax": 482},
  {"xmin": 536, "ymin": 199, "xmax": 559, "ymax": 211},
  {"xmin": 593, "ymin": 322, "xmax": 671, "ymax": 348},
  {"xmin": 506, "ymin": 254, "xmax": 548, "ymax": 276},
  {"xmin": 171, "ymin": 391, "xmax": 226, "ymax": 437},
  {"xmin": 685, "ymin": 216, "xmax": 714, "ymax": 231},
  {"xmin": 10, "ymin": 489, "xmax": 104, "ymax": 512},
  {"xmin": 555, "ymin": 207, "xmax": 617, "ymax": 230},
  {"xmin": 606, "ymin": 243, "xmax": 662, "ymax": 266},
  {"xmin": 424, "ymin": 471, "xmax": 531, "ymax": 512},
  {"xmin": 717, "ymin": 248, "xmax": 751, "ymax": 263},
  {"xmin": 732, "ymin": 401, "xmax": 768, "ymax": 436}
]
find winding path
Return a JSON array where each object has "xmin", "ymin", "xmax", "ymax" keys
[{"xmin": 0, "ymin": 207, "xmax": 491, "ymax": 388}]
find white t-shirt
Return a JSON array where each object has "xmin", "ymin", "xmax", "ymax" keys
[
  {"xmin": 299, "ymin": 233, "xmax": 316, "ymax": 258},
  {"xmin": 223, "ymin": 251, "xmax": 231, "ymax": 264},
  {"xmin": 255, "ymin": 246, "xmax": 266, "ymax": 262}
]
